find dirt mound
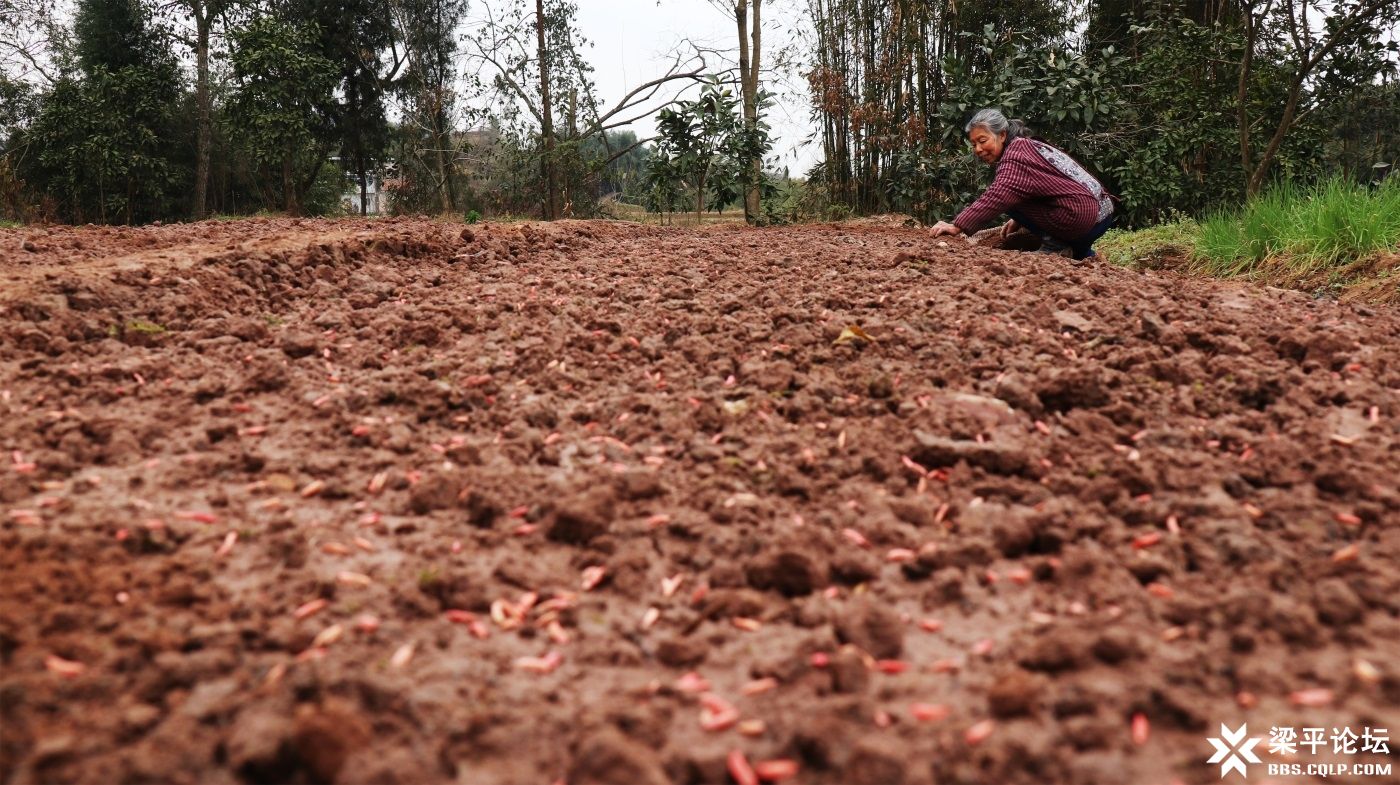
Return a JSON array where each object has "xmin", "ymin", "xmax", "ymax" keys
[{"xmin": 1, "ymin": 217, "xmax": 1397, "ymax": 784}]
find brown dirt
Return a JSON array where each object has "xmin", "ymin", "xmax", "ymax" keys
[{"xmin": 1, "ymin": 217, "xmax": 1398, "ymax": 785}]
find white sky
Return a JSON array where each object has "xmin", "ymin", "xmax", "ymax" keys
[{"xmin": 571, "ymin": 0, "xmax": 820, "ymax": 174}]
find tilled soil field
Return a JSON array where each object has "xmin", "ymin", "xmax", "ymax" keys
[{"xmin": 1, "ymin": 217, "xmax": 1397, "ymax": 785}]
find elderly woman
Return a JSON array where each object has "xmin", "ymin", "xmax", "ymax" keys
[{"xmin": 930, "ymin": 109, "xmax": 1115, "ymax": 260}]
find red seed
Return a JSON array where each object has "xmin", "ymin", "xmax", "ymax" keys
[
  {"xmin": 971, "ymin": 639, "xmax": 994, "ymax": 656},
  {"xmin": 176, "ymin": 510, "xmax": 218, "ymax": 524},
  {"xmin": 45, "ymin": 654, "xmax": 86, "ymax": 678},
  {"xmin": 1334, "ymin": 511, "xmax": 1362, "ymax": 526},
  {"xmin": 1331, "ymin": 543, "xmax": 1360, "ymax": 563},
  {"xmin": 1146, "ymin": 583, "xmax": 1174, "ymax": 599},
  {"xmin": 1132, "ymin": 532, "xmax": 1162, "ymax": 549},
  {"xmin": 732, "ymin": 617, "xmax": 762, "ymax": 632},
  {"xmin": 1131, "ymin": 712, "xmax": 1149, "ymax": 745},
  {"xmin": 354, "ymin": 614, "xmax": 380, "ymax": 634},
  {"xmin": 753, "ymin": 759, "xmax": 799, "ymax": 782},
  {"xmin": 1006, "ymin": 567, "xmax": 1032, "ymax": 585},
  {"xmin": 726, "ymin": 749, "xmax": 758, "ymax": 785},
  {"xmin": 1289, "ymin": 688, "xmax": 1333, "ymax": 708},
  {"xmin": 293, "ymin": 599, "xmax": 328, "ymax": 620},
  {"xmin": 885, "ymin": 547, "xmax": 916, "ymax": 563},
  {"xmin": 875, "ymin": 659, "xmax": 909, "ymax": 674},
  {"xmin": 741, "ymin": 678, "xmax": 778, "ymax": 696},
  {"xmin": 918, "ymin": 618, "xmax": 943, "ymax": 633},
  {"xmin": 389, "ymin": 642, "xmax": 415, "ymax": 668},
  {"xmin": 676, "ymin": 672, "xmax": 711, "ymax": 693},
  {"xmin": 965, "ymin": 719, "xmax": 996, "ymax": 745},
  {"xmin": 810, "ymin": 652, "xmax": 830, "ymax": 668},
  {"xmin": 910, "ymin": 703, "xmax": 950, "ymax": 722},
  {"xmin": 444, "ymin": 609, "xmax": 477, "ymax": 624},
  {"xmin": 514, "ymin": 650, "xmax": 563, "ymax": 674},
  {"xmin": 842, "ymin": 528, "xmax": 871, "ymax": 548},
  {"xmin": 580, "ymin": 566, "xmax": 607, "ymax": 591}
]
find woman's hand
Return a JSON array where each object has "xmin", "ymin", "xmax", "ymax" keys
[
  {"xmin": 999, "ymin": 218, "xmax": 1019, "ymax": 238},
  {"xmin": 930, "ymin": 221, "xmax": 962, "ymax": 237}
]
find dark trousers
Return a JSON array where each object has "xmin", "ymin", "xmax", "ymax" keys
[{"xmin": 1007, "ymin": 209, "xmax": 1116, "ymax": 260}]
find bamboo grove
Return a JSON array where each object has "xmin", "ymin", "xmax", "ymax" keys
[{"xmin": 802, "ymin": 0, "xmax": 1400, "ymax": 226}]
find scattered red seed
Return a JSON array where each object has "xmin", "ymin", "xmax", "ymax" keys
[
  {"xmin": 885, "ymin": 547, "xmax": 916, "ymax": 563},
  {"xmin": 300, "ymin": 480, "xmax": 325, "ymax": 498},
  {"xmin": 809, "ymin": 652, "xmax": 830, "ymax": 668},
  {"xmin": 1132, "ymin": 532, "xmax": 1162, "ymax": 549},
  {"xmin": 354, "ymin": 614, "xmax": 380, "ymax": 634},
  {"xmin": 1132, "ymin": 712, "xmax": 1150, "ymax": 745},
  {"xmin": 911, "ymin": 703, "xmax": 950, "ymax": 722},
  {"xmin": 732, "ymin": 617, "xmax": 762, "ymax": 632},
  {"xmin": 737, "ymin": 718, "xmax": 766, "ymax": 737},
  {"xmin": 444, "ymin": 609, "xmax": 477, "ymax": 625},
  {"xmin": 726, "ymin": 749, "xmax": 758, "ymax": 785},
  {"xmin": 293, "ymin": 599, "xmax": 329, "ymax": 620},
  {"xmin": 514, "ymin": 650, "xmax": 563, "ymax": 674},
  {"xmin": 872, "ymin": 709, "xmax": 893, "ymax": 728},
  {"xmin": 753, "ymin": 759, "xmax": 799, "ymax": 782},
  {"xmin": 1006, "ymin": 567, "xmax": 1032, "ymax": 585},
  {"xmin": 1236, "ymin": 691, "xmax": 1258, "ymax": 709},
  {"xmin": 971, "ymin": 639, "xmax": 994, "ymax": 656},
  {"xmin": 580, "ymin": 565, "xmax": 607, "ymax": 591},
  {"xmin": 1146, "ymin": 583, "xmax": 1174, "ymax": 599},
  {"xmin": 842, "ymin": 528, "xmax": 871, "ymax": 548},
  {"xmin": 45, "ymin": 654, "xmax": 86, "ymax": 678},
  {"xmin": 389, "ymin": 642, "xmax": 415, "ymax": 668},
  {"xmin": 215, "ymin": 531, "xmax": 238, "ymax": 558},
  {"xmin": 175, "ymin": 510, "xmax": 218, "ymax": 524},
  {"xmin": 1289, "ymin": 688, "xmax": 1333, "ymax": 708},
  {"xmin": 661, "ymin": 574, "xmax": 684, "ymax": 597},
  {"xmin": 676, "ymin": 672, "xmax": 711, "ymax": 693},
  {"xmin": 1331, "ymin": 543, "xmax": 1360, "ymax": 563},
  {"xmin": 741, "ymin": 678, "xmax": 778, "ymax": 696},
  {"xmin": 875, "ymin": 659, "xmax": 909, "ymax": 674},
  {"xmin": 965, "ymin": 719, "xmax": 996, "ymax": 745},
  {"xmin": 918, "ymin": 618, "xmax": 943, "ymax": 633},
  {"xmin": 640, "ymin": 607, "xmax": 660, "ymax": 630},
  {"xmin": 1334, "ymin": 511, "xmax": 1362, "ymax": 526},
  {"xmin": 699, "ymin": 693, "xmax": 739, "ymax": 731},
  {"xmin": 321, "ymin": 542, "xmax": 351, "ymax": 555}
]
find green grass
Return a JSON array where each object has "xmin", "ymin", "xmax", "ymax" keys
[
  {"xmin": 1194, "ymin": 177, "xmax": 1400, "ymax": 282},
  {"xmin": 1097, "ymin": 217, "xmax": 1200, "ymax": 268},
  {"xmin": 1101, "ymin": 178, "xmax": 1400, "ymax": 301},
  {"xmin": 0, "ymin": 219, "xmax": 20, "ymax": 229}
]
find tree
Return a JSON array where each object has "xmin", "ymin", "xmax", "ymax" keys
[
  {"xmin": 1239, "ymin": 0, "xmax": 1400, "ymax": 194},
  {"xmin": 388, "ymin": 0, "xmax": 468, "ymax": 214},
  {"xmin": 465, "ymin": 0, "xmax": 711, "ymax": 218},
  {"xmin": 226, "ymin": 12, "xmax": 339, "ymax": 214},
  {"xmin": 17, "ymin": 0, "xmax": 187, "ymax": 223},
  {"xmin": 647, "ymin": 79, "xmax": 750, "ymax": 223},
  {"xmin": 173, "ymin": 0, "xmax": 229, "ymax": 219},
  {"xmin": 734, "ymin": 0, "xmax": 762, "ymax": 221}
]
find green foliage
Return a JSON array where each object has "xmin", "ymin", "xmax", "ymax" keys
[
  {"xmin": 645, "ymin": 78, "xmax": 774, "ymax": 222},
  {"xmin": 303, "ymin": 162, "xmax": 349, "ymax": 217},
  {"xmin": 14, "ymin": 0, "xmax": 187, "ymax": 223},
  {"xmin": 226, "ymin": 13, "xmax": 339, "ymax": 214}
]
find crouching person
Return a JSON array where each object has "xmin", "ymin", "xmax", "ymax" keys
[{"xmin": 930, "ymin": 109, "xmax": 1116, "ymax": 260}]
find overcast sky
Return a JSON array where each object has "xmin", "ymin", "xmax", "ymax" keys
[{"xmin": 570, "ymin": 0, "xmax": 821, "ymax": 174}]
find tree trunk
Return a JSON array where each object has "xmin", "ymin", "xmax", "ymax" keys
[
  {"xmin": 193, "ymin": 2, "xmax": 213, "ymax": 220},
  {"xmin": 736, "ymin": 0, "xmax": 762, "ymax": 222},
  {"xmin": 536, "ymin": 0, "xmax": 559, "ymax": 220}
]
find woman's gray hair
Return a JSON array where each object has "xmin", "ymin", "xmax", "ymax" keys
[{"xmin": 965, "ymin": 109, "xmax": 1029, "ymax": 142}]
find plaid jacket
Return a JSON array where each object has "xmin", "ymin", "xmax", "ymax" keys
[{"xmin": 953, "ymin": 137, "xmax": 1113, "ymax": 239}]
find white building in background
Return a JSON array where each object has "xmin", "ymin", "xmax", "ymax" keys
[
  {"xmin": 332, "ymin": 156, "xmax": 394, "ymax": 215},
  {"xmin": 342, "ymin": 172, "xmax": 386, "ymax": 215}
]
